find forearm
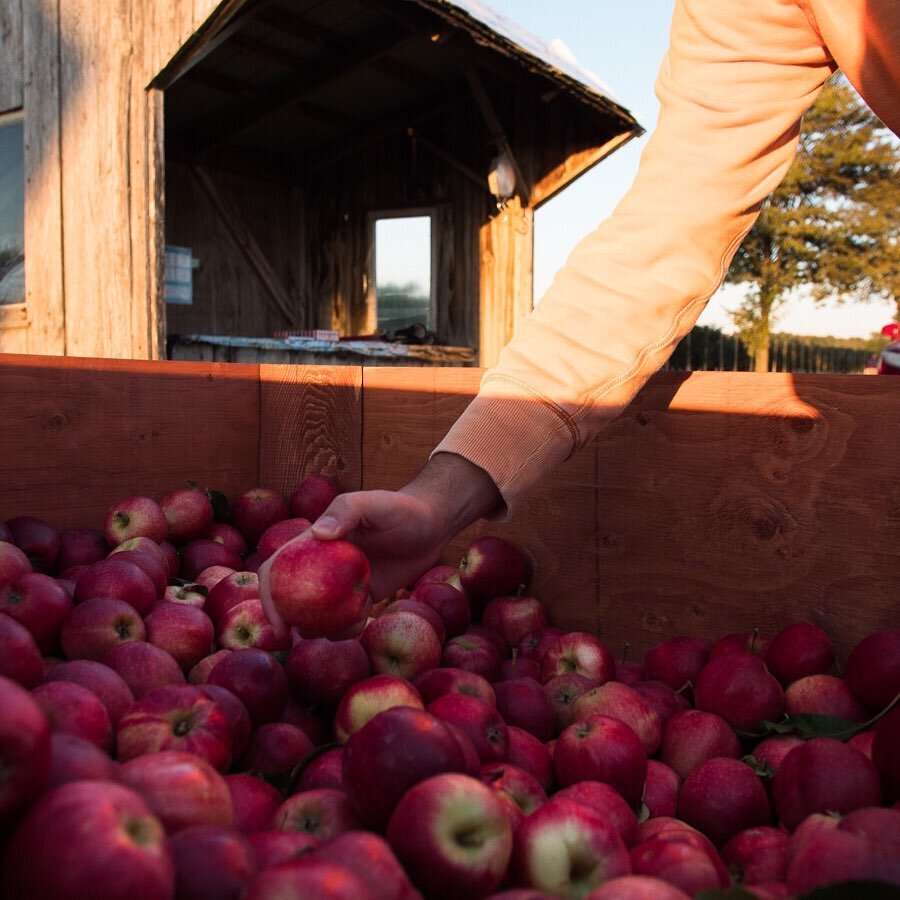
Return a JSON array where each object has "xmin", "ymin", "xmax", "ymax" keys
[{"xmin": 400, "ymin": 452, "xmax": 504, "ymax": 544}]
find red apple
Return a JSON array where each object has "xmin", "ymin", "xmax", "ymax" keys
[
  {"xmin": 554, "ymin": 714, "xmax": 647, "ymax": 807},
  {"xmin": 182, "ymin": 539, "xmax": 244, "ymax": 581},
  {"xmin": 493, "ymin": 677, "xmax": 557, "ymax": 742},
  {"xmin": 31, "ymin": 680, "xmax": 113, "ymax": 751},
  {"xmin": 159, "ymin": 540, "xmax": 180, "ymax": 579},
  {"xmin": 160, "ymin": 486, "xmax": 215, "ymax": 545},
  {"xmin": 660, "ymin": 708, "xmax": 742, "ymax": 780},
  {"xmin": 506, "ymin": 725, "xmax": 554, "ymax": 794},
  {"xmin": 342, "ymin": 705, "xmax": 472, "ymax": 828},
  {"xmin": 387, "ymin": 773, "xmax": 513, "ymax": 899},
  {"xmin": 169, "ymin": 824, "xmax": 256, "ymax": 900},
  {"xmin": 441, "ymin": 633, "xmax": 503, "ymax": 682},
  {"xmin": 285, "ymin": 634, "xmax": 371, "ymax": 709},
  {"xmin": 643, "ymin": 758, "xmax": 682, "ymax": 819},
  {"xmin": 872, "ymin": 706, "xmax": 900, "ymax": 801},
  {"xmin": 289, "ymin": 474, "xmax": 341, "ymax": 522},
  {"xmin": 844, "ymin": 628, "xmax": 900, "ymax": 711},
  {"xmin": 272, "ymin": 788, "xmax": 361, "ymax": 841},
  {"xmin": 145, "ymin": 601, "xmax": 214, "ymax": 670},
  {"xmin": 587, "ymin": 876, "xmax": 692, "ymax": 899},
  {"xmin": 459, "ymin": 536, "xmax": 530, "ymax": 607},
  {"xmin": 772, "ymin": 737, "xmax": 883, "ymax": 830},
  {"xmin": 481, "ymin": 592, "xmax": 549, "ymax": 648},
  {"xmin": 56, "ymin": 527, "xmax": 107, "ymax": 571},
  {"xmin": 410, "ymin": 580, "xmax": 470, "ymax": 638},
  {"xmin": 0, "ymin": 675, "xmax": 51, "ymax": 830},
  {"xmin": 226, "ymin": 773, "xmax": 284, "ymax": 833},
  {"xmin": 694, "ymin": 650, "xmax": 784, "ymax": 733},
  {"xmin": 0, "ymin": 612, "xmax": 43, "ymax": 687},
  {"xmin": 414, "ymin": 666, "xmax": 497, "ymax": 707},
  {"xmin": 0, "ymin": 572, "xmax": 72, "ymax": 653},
  {"xmin": 248, "ymin": 831, "xmax": 319, "ymax": 871},
  {"xmin": 258, "ymin": 517, "xmax": 312, "ymax": 562},
  {"xmin": 1, "ymin": 780, "xmax": 174, "ymax": 899},
  {"xmin": 206, "ymin": 647, "xmax": 288, "ymax": 728},
  {"xmin": 45, "ymin": 732, "xmax": 118, "ymax": 789},
  {"xmin": 571, "ymin": 681, "xmax": 662, "ymax": 755},
  {"xmin": 104, "ymin": 496, "xmax": 168, "ymax": 547},
  {"xmin": 333, "ymin": 673, "xmax": 424, "ymax": 743},
  {"xmin": 74, "ymin": 557, "xmax": 157, "ymax": 615},
  {"xmin": 188, "ymin": 648, "xmax": 231, "ymax": 684},
  {"xmin": 44, "ymin": 658, "xmax": 135, "ymax": 727},
  {"xmin": 629, "ymin": 831, "xmax": 728, "ymax": 896},
  {"xmin": 0, "ymin": 540, "xmax": 33, "ymax": 588},
  {"xmin": 314, "ymin": 830, "xmax": 420, "ymax": 900},
  {"xmin": 208, "ymin": 522, "xmax": 248, "ymax": 556},
  {"xmin": 764, "ymin": 622, "xmax": 835, "ymax": 684},
  {"xmin": 195, "ymin": 564, "xmax": 237, "ymax": 592},
  {"xmin": 109, "ymin": 541, "xmax": 169, "ymax": 598},
  {"xmin": 5, "ymin": 514, "xmax": 59, "ymax": 573},
  {"xmin": 161, "ymin": 582, "xmax": 206, "ymax": 608},
  {"xmin": 116, "ymin": 684, "xmax": 232, "ymax": 770},
  {"xmin": 480, "ymin": 762, "xmax": 547, "ymax": 828},
  {"xmin": 361, "ymin": 610, "xmax": 442, "ymax": 680},
  {"xmin": 553, "ymin": 779, "xmax": 638, "ymax": 847},
  {"xmin": 413, "ymin": 563, "xmax": 462, "ymax": 591},
  {"xmin": 511, "ymin": 796, "xmax": 630, "ymax": 896},
  {"xmin": 218, "ymin": 597, "xmax": 290, "ymax": 652},
  {"xmin": 784, "ymin": 673, "xmax": 870, "ymax": 721},
  {"xmin": 119, "ymin": 749, "xmax": 233, "ymax": 832},
  {"xmin": 243, "ymin": 722, "xmax": 314, "ymax": 778},
  {"xmin": 103, "ymin": 640, "xmax": 185, "ymax": 699},
  {"xmin": 380, "ymin": 597, "xmax": 447, "ymax": 645},
  {"xmin": 631, "ymin": 679, "xmax": 692, "ymax": 724},
  {"xmin": 231, "ymin": 487, "xmax": 289, "ymax": 547},
  {"xmin": 428, "ymin": 693, "xmax": 509, "ymax": 764},
  {"xmin": 297, "ymin": 746, "xmax": 345, "ymax": 791},
  {"xmin": 205, "ymin": 570, "xmax": 260, "ymax": 624},
  {"xmin": 678, "ymin": 757, "xmax": 772, "ymax": 847},
  {"xmin": 199, "ymin": 683, "xmax": 252, "ymax": 760},
  {"xmin": 244, "ymin": 857, "xmax": 371, "ymax": 900},
  {"xmin": 466, "ymin": 622, "xmax": 510, "ymax": 658},
  {"xmin": 643, "ymin": 635, "xmax": 712, "ymax": 693},
  {"xmin": 264, "ymin": 536, "xmax": 371, "ymax": 639},
  {"xmin": 542, "ymin": 632, "xmax": 615, "ymax": 685},
  {"xmin": 543, "ymin": 672, "xmax": 597, "ymax": 731},
  {"xmin": 721, "ymin": 826, "xmax": 789, "ymax": 885},
  {"xmin": 710, "ymin": 630, "xmax": 770, "ymax": 659},
  {"xmin": 500, "ymin": 655, "xmax": 543, "ymax": 682}
]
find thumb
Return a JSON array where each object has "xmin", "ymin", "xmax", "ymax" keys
[{"xmin": 310, "ymin": 495, "xmax": 360, "ymax": 540}]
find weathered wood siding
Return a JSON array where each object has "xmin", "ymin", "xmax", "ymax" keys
[{"xmin": 0, "ymin": 0, "xmax": 219, "ymax": 358}]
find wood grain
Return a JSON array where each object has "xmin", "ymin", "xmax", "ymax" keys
[
  {"xmin": 0, "ymin": 355, "xmax": 260, "ymax": 528},
  {"xmin": 259, "ymin": 364, "xmax": 363, "ymax": 496},
  {"xmin": 0, "ymin": 0, "xmax": 22, "ymax": 112}
]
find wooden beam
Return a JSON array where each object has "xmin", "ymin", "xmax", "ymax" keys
[
  {"xmin": 529, "ymin": 129, "xmax": 642, "ymax": 209},
  {"xmin": 150, "ymin": 0, "xmax": 272, "ymax": 90},
  {"xmin": 407, "ymin": 127, "xmax": 488, "ymax": 194},
  {"xmin": 191, "ymin": 165, "xmax": 300, "ymax": 328},
  {"xmin": 0, "ymin": 0, "xmax": 23, "ymax": 111},
  {"xmin": 190, "ymin": 25, "xmax": 416, "ymax": 155},
  {"xmin": 465, "ymin": 64, "xmax": 531, "ymax": 204}
]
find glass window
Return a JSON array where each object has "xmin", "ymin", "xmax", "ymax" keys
[
  {"xmin": 0, "ymin": 113, "xmax": 25, "ymax": 306},
  {"xmin": 374, "ymin": 214, "xmax": 432, "ymax": 333}
]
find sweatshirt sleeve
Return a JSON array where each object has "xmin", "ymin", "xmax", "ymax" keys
[{"xmin": 434, "ymin": 0, "xmax": 838, "ymax": 519}]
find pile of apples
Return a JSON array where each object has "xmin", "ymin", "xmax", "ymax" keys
[{"xmin": 1, "ymin": 476, "xmax": 898, "ymax": 900}]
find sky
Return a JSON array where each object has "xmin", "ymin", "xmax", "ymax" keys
[{"xmin": 481, "ymin": 0, "xmax": 896, "ymax": 340}]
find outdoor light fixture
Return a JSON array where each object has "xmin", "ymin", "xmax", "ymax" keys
[{"xmin": 487, "ymin": 151, "xmax": 516, "ymax": 202}]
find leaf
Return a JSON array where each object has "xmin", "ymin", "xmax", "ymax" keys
[{"xmin": 207, "ymin": 489, "xmax": 230, "ymax": 521}]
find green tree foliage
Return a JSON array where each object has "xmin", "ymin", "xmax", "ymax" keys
[{"xmin": 725, "ymin": 77, "xmax": 899, "ymax": 371}]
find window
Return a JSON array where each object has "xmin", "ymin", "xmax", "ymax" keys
[
  {"xmin": 371, "ymin": 212, "xmax": 434, "ymax": 334},
  {"xmin": 0, "ymin": 112, "xmax": 25, "ymax": 306}
]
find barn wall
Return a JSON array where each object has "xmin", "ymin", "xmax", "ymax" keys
[{"xmin": 0, "ymin": 0, "xmax": 219, "ymax": 358}]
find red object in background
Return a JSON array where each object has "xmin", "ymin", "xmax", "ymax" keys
[{"xmin": 878, "ymin": 323, "xmax": 900, "ymax": 375}]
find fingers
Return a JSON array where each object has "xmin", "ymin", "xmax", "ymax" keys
[
  {"xmin": 310, "ymin": 493, "xmax": 364, "ymax": 541},
  {"xmin": 256, "ymin": 544, "xmax": 290, "ymax": 641}
]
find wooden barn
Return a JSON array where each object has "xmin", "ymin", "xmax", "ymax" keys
[{"xmin": 0, "ymin": 0, "xmax": 641, "ymax": 366}]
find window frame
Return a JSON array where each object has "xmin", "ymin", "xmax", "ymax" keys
[
  {"xmin": 366, "ymin": 206, "xmax": 438, "ymax": 336},
  {"xmin": 0, "ymin": 108, "xmax": 26, "ymax": 323}
]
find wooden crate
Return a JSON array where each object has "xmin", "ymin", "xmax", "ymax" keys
[{"xmin": 1, "ymin": 353, "xmax": 897, "ymax": 660}]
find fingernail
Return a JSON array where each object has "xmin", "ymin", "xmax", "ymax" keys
[{"xmin": 314, "ymin": 515, "xmax": 338, "ymax": 535}]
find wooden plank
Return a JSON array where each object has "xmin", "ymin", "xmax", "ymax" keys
[
  {"xmin": 361, "ymin": 367, "xmax": 599, "ymax": 630},
  {"xmin": 258, "ymin": 364, "xmax": 363, "ymax": 497},
  {"xmin": 0, "ymin": 0, "xmax": 23, "ymax": 111},
  {"xmin": 0, "ymin": 355, "xmax": 260, "ymax": 528},
  {"xmin": 22, "ymin": 0, "xmax": 65, "ymax": 354},
  {"xmin": 592, "ymin": 372, "xmax": 900, "ymax": 660}
]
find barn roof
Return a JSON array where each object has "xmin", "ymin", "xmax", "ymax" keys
[{"xmin": 159, "ymin": 0, "xmax": 642, "ymax": 198}]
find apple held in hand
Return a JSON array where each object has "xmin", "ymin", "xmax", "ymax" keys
[{"xmin": 265, "ymin": 536, "xmax": 371, "ymax": 639}]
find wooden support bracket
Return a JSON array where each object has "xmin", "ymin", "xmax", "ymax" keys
[{"xmin": 191, "ymin": 165, "xmax": 300, "ymax": 329}]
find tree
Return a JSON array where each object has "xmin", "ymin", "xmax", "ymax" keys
[{"xmin": 725, "ymin": 76, "xmax": 899, "ymax": 372}]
